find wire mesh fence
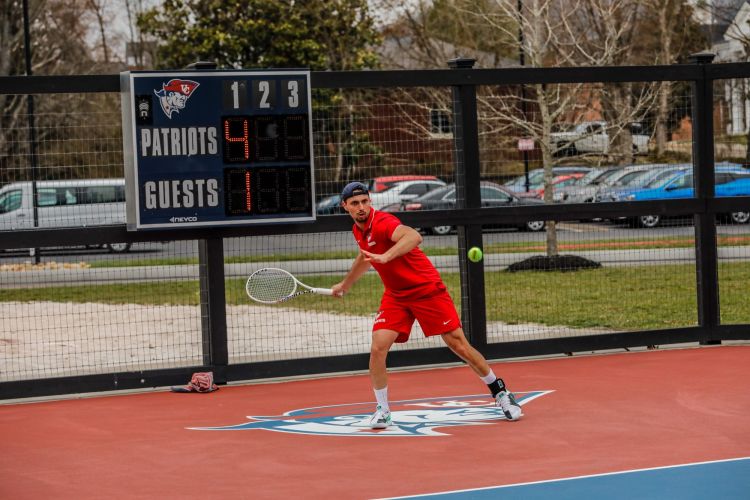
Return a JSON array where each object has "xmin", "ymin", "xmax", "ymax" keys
[
  {"xmin": 0, "ymin": 240, "xmax": 203, "ymax": 382},
  {"xmin": 311, "ymin": 88, "xmax": 456, "ymax": 203},
  {"xmin": 715, "ymin": 76, "xmax": 750, "ymax": 327},
  {"xmin": 223, "ymin": 232, "xmax": 453, "ymax": 365},
  {"xmin": 1, "ymin": 66, "xmax": 749, "ymax": 392}
]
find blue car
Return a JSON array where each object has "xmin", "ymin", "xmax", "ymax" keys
[
  {"xmin": 623, "ymin": 167, "xmax": 750, "ymax": 227},
  {"xmin": 601, "ymin": 164, "xmax": 691, "ymax": 202}
]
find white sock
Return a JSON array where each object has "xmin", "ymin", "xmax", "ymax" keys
[
  {"xmin": 480, "ymin": 370, "xmax": 497, "ymax": 384},
  {"xmin": 374, "ymin": 387, "xmax": 390, "ymax": 412}
]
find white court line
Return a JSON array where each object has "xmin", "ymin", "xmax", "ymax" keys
[{"xmin": 374, "ymin": 456, "xmax": 750, "ymax": 499}]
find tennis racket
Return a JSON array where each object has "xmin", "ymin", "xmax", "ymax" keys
[{"xmin": 245, "ymin": 267, "xmax": 334, "ymax": 304}]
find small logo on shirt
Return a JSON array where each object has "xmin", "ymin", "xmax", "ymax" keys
[
  {"xmin": 368, "ymin": 241, "xmax": 377, "ymax": 247},
  {"xmin": 443, "ymin": 320, "xmax": 452, "ymax": 325}
]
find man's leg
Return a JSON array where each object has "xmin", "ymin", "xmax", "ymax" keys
[
  {"xmin": 440, "ymin": 327, "xmax": 489, "ymax": 376},
  {"xmin": 441, "ymin": 328, "xmax": 523, "ymax": 421},
  {"xmin": 368, "ymin": 329, "xmax": 399, "ymax": 429},
  {"xmin": 370, "ymin": 329, "xmax": 399, "ymax": 390}
]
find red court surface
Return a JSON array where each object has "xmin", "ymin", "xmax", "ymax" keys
[{"xmin": 1, "ymin": 345, "xmax": 749, "ymax": 499}]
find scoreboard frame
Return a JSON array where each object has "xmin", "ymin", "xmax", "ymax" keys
[{"xmin": 120, "ymin": 69, "xmax": 316, "ymax": 231}]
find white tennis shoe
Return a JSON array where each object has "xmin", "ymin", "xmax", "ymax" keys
[
  {"xmin": 495, "ymin": 390, "xmax": 523, "ymax": 421},
  {"xmin": 368, "ymin": 405, "xmax": 392, "ymax": 429}
]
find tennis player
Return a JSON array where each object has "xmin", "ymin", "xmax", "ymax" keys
[{"xmin": 331, "ymin": 181, "xmax": 523, "ymax": 429}]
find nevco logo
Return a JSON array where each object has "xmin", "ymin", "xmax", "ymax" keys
[
  {"xmin": 169, "ymin": 216, "xmax": 198, "ymax": 223},
  {"xmin": 189, "ymin": 392, "xmax": 552, "ymax": 437}
]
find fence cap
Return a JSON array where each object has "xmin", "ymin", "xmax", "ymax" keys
[
  {"xmin": 184, "ymin": 61, "xmax": 218, "ymax": 70},
  {"xmin": 448, "ymin": 58, "xmax": 476, "ymax": 69},
  {"xmin": 688, "ymin": 52, "xmax": 715, "ymax": 64}
]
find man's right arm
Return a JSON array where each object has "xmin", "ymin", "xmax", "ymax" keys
[{"xmin": 332, "ymin": 252, "xmax": 371, "ymax": 297}]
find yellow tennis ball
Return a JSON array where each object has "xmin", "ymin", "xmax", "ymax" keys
[{"xmin": 467, "ymin": 246, "xmax": 483, "ymax": 263}]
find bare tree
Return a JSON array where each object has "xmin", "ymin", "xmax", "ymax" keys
[
  {"xmin": 87, "ymin": 0, "xmax": 110, "ymax": 63},
  {"xmin": 651, "ymin": 0, "xmax": 681, "ymax": 155},
  {"xmin": 124, "ymin": 0, "xmax": 158, "ymax": 68},
  {"xmin": 498, "ymin": 0, "xmax": 657, "ymax": 256},
  {"xmin": 0, "ymin": 0, "xmax": 126, "ymax": 184},
  {"xmin": 376, "ymin": 0, "xmax": 660, "ymax": 257}
]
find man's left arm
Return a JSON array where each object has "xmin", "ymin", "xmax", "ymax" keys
[{"xmin": 361, "ymin": 225, "xmax": 422, "ymax": 264}]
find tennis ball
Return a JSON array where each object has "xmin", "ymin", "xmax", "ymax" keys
[{"xmin": 467, "ymin": 246, "xmax": 483, "ymax": 263}]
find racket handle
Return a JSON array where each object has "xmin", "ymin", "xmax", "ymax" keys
[{"xmin": 313, "ymin": 288, "xmax": 334, "ymax": 296}]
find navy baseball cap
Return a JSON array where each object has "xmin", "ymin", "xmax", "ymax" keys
[{"xmin": 341, "ymin": 181, "xmax": 369, "ymax": 201}]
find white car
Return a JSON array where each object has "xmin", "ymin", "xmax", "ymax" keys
[
  {"xmin": 550, "ymin": 121, "xmax": 650, "ymax": 156},
  {"xmin": 0, "ymin": 178, "xmax": 131, "ymax": 252},
  {"xmin": 367, "ymin": 179, "xmax": 446, "ymax": 209}
]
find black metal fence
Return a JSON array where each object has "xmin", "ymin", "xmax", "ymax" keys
[{"xmin": 2, "ymin": 54, "xmax": 750, "ymax": 399}]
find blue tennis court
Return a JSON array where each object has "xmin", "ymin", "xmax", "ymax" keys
[{"xmin": 382, "ymin": 457, "xmax": 750, "ymax": 499}]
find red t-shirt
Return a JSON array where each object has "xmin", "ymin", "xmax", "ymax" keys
[{"xmin": 353, "ymin": 209, "xmax": 444, "ymax": 299}]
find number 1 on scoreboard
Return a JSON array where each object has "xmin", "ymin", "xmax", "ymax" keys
[{"xmin": 222, "ymin": 80, "xmax": 247, "ymax": 110}]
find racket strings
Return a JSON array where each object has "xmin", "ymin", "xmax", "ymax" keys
[{"xmin": 246, "ymin": 269, "xmax": 297, "ymax": 303}]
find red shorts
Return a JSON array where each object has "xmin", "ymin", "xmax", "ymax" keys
[{"xmin": 373, "ymin": 288, "xmax": 462, "ymax": 343}]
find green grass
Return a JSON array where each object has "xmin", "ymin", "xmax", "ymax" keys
[
  {"xmin": 89, "ymin": 248, "xmax": 458, "ymax": 268},
  {"xmin": 4, "ymin": 262, "xmax": 750, "ymax": 330},
  {"xmin": 716, "ymin": 135, "xmax": 748, "ymax": 146},
  {"xmin": 87, "ymin": 235, "xmax": 750, "ymax": 268}
]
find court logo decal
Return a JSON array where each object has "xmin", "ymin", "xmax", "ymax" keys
[
  {"xmin": 189, "ymin": 391, "xmax": 552, "ymax": 437},
  {"xmin": 154, "ymin": 79, "xmax": 200, "ymax": 118}
]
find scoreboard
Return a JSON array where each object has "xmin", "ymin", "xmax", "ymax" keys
[{"xmin": 120, "ymin": 69, "xmax": 315, "ymax": 230}]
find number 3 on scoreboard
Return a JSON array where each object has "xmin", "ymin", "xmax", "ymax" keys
[
  {"xmin": 282, "ymin": 79, "xmax": 306, "ymax": 110},
  {"xmin": 287, "ymin": 81, "xmax": 299, "ymax": 108}
]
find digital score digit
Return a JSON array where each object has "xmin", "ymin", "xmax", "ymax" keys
[
  {"xmin": 223, "ymin": 166, "xmax": 311, "ymax": 216},
  {"xmin": 222, "ymin": 116, "xmax": 250, "ymax": 163},
  {"xmin": 121, "ymin": 69, "xmax": 315, "ymax": 230}
]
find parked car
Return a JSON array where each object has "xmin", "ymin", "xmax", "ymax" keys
[
  {"xmin": 624, "ymin": 167, "xmax": 750, "ymax": 227},
  {"xmin": 402, "ymin": 181, "xmax": 546, "ymax": 235},
  {"xmin": 597, "ymin": 164, "xmax": 692, "ymax": 202},
  {"xmin": 366, "ymin": 175, "xmax": 441, "ymax": 193},
  {"xmin": 532, "ymin": 173, "xmax": 586, "ymax": 199},
  {"xmin": 553, "ymin": 167, "xmax": 619, "ymax": 203},
  {"xmin": 591, "ymin": 164, "xmax": 668, "ymax": 202},
  {"xmin": 504, "ymin": 166, "xmax": 594, "ymax": 193},
  {"xmin": 0, "ymin": 178, "xmax": 131, "ymax": 253},
  {"xmin": 315, "ymin": 194, "xmax": 344, "ymax": 215},
  {"xmin": 550, "ymin": 121, "xmax": 650, "ymax": 156},
  {"xmin": 367, "ymin": 179, "xmax": 447, "ymax": 209}
]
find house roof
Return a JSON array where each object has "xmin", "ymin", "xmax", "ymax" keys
[
  {"xmin": 708, "ymin": 1, "xmax": 750, "ymax": 61},
  {"xmin": 696, "ymin": 0, "xmax": 748, "ymax": 45}
]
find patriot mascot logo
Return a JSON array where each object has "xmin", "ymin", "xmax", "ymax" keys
[
  {"xmin": 190, "ymin": 391, "xmax": 552, "ymax": 437},
  {"xmin": 154, "ymin": 79, "xmax": 199, "ymax": 118}
]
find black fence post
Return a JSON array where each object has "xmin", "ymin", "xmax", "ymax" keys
[
  {"xmin": 22, "ymin": 0, "xmax": 40, "ymax": 263},
  {"xmin": 689, "ymin": 51, "xmax": 721, "ymax": 345},
  {"xmin": 199, "ymin": 238, "xmax": 229, "ymax": 382},
  {"xmin": 448, "ymin": 57, "xmax": 487, "ymax": 347}
]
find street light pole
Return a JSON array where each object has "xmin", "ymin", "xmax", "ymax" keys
[{"xmin": 518, "ymin": 0, "xmax": 530, "ymax": 192}]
